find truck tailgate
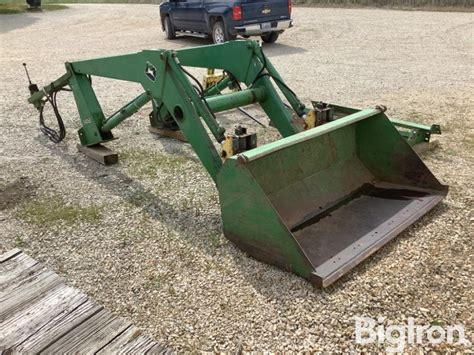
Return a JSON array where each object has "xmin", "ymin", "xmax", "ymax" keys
[{"xmin": 241, "ymin": 0, "xmax": 289, "ymax": 24}]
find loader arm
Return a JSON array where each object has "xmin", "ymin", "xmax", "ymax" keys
[{"xmin": 28, "ymin": 41, "xmax": 307, "ymax": 181}]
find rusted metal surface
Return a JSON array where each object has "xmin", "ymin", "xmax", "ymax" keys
[{"xmin": 293, "ymin": 184, "xmax": 447, "ymax": 287}]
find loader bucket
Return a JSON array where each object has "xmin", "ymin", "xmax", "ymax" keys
[{"xmin": 217, "ymin": 109, "xmax": 448, "ymax": 287}]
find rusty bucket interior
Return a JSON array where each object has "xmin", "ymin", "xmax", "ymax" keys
[{"xmin": 217, "ymin": 109, "xmax": 448, "ymax": 287}]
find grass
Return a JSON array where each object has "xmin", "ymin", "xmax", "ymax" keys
[
  {"xmin": 462, "ymin": 135, "xmax": 474, "ymax": 150},
  {"xmin": 167, "ymin": 286, "xmax": 176, "ymax": 296},
  {"xmin": 207, "ymin": 233, "xmax": 223, "ymax": 249},
  {"xmin": 18, "ymin": 197, "xmax": 101, "ymax": 226},
  {"xmin": 0, "ymin": 3, "xmax": 67, "ymax": 13},
  {"xmin": 430, "ymin": 319, "xmax": 446, "ymax": 326},
  {"xmin": 15, "ymin": 235, "xmax": 28, "ymax": 248},
  {"xmin": 120, "ymin": 148, "xmax": 193, "ymax": 179}
]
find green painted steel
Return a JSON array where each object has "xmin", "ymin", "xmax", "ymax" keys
[
  {"xmin": 28, "ymin": 72, "xmax": 71, "ymax": 109},
  {"xmin": 241, "ymin": 108, "xmax": 379, "ymax": 161},
  {"xmin": 176, "ymin": 41, "xmax": 259, "ymax": 84},
  {"xmin": 218, "ymin": 158, "xmax": 314, "ymax": 279},
  {"xmin": 206, "ymin": 88, "xmax": 265, "ymax": 113},
  {"xmin": 389, "ymin": 118, "xmax": 441, "ymax": 146},
  {"xmin": 27, "ymin": 40, "xmax": 447, "ymax": 287},
  {"xmin": 166, "ymin": 55, "xmax": 226, "ymax": 143},
  {"xmin": 101, "ymin": 92, "xmax": 151, "ymax": 133},
  {"xmin": 68, "ymin": 71, "xmax": 114, "ymax": 146},
  {"xmin": 326, "ymin": 104, "xmax": 442, "ymax": 147},
  {"xmin": 389, "ymin": 118, "xmax": 441, "ymax": 133},
  {"xmin": 218, "ymin": 110, "xmax": 447, "ymax": 286}
]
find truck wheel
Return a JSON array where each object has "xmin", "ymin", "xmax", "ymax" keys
[
  {"xmin": 261, "ymin": 32, "xmax": 279, "ymax": 44},
  {"xmin": 164, "ymin": 16, "xmax": 176, "ymax": 40},
  {"xmin": 212, "ymin": 21, "xmax": 234, "ymax": 44}
]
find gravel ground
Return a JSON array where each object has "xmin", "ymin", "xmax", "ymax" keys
[{"xmin": 1, "ymin": 5, "xmax": 473, "ymax": 352}]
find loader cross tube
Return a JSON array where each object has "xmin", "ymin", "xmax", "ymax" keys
[{"xmin": 206, "ymin": 88, "xmax": 266, "ymax": 113}]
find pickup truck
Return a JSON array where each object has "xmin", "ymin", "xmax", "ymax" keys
[{"xmin": 160, "ymin": 0, "xmax": 293, "ymax": 44}]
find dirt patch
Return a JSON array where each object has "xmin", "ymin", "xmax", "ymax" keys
[{"xmin": 0, "ymin": 177, "xmax": 36, "ymax": 210}]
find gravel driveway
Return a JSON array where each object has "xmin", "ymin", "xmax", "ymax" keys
[{"xmin": 0, "ymin": 5, "xmax": 472, "ymax": 352}]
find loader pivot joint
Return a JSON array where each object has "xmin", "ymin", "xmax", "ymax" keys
[
  {"xmin": 221, "ymin": 126, "xmax": 257, "ymax": 160},
  {"xmin": 305, "ymin": 101, "xmax": 334, "ymax": 129}
]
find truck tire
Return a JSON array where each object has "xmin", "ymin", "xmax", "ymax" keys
[
  {"xmin": 212, "ymin": 21, "xmax": 234, "ymax": 44},
  {"xmin": 164, "ymin": 16, "xmax": 176, "ymax": 40},
  {"xmin": 261, "ymin": 32, "xmax": 279, "ymax": 44}
]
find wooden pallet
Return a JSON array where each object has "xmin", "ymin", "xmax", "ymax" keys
[{"xmin": 0, "ymin": 249, "xmax": 171, "ymax": 354}]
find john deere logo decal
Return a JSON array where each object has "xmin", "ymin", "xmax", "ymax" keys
[{"xmin": 145, "ymin": 62, "xmax": 157, "ymax": 82}]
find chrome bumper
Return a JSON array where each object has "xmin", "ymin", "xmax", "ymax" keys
[{"xmin": 235, "ymin": 19, "xmax": 292, "ymax": 36}]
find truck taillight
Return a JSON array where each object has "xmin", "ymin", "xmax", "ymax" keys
[
  {"xmin": 288, "ymin": 0, "xmax": 292, "ymax": 15},
  {"xmin": 232, "ymin": 5, "xmax": 242, "ymax": 21}
]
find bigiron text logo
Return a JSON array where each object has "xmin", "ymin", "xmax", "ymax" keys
[{"xmin": 354, "ymin": 316, "xmax": 471, "ymax": 352}]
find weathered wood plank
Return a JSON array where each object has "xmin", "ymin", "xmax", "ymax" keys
[
  {"xmin": 0, "ymin": 263, "xmax": 43, "ymax": 295},
  {"xmin": 97, "ymin": 325, "xmax": 166, "ymax": 354},
  {"xmin": 0, "ymin": 249, "xmax": 22, "ymax": 263},
  {"xmin": 147, "ymin": 343, "xmax": 173, "ymax": 354},
  {"xmin": 0, "ymin": 252, "xmax": 39, "ymax": 286},
  {"xmin": 16, "ymin": 299, "xmax": 103, "ymax": 353},
  {"xmin": 77, "ymin": 144, "xmax": 118, "ymax": 165},
  {"xmin": 0, "ymin": 285, "xmax": 87, "ymax": 350},
  {"xmin": 0, "ymin": 249, "xmax": 170, "ymax": 354},
  {"xmin": 0, "ymin": 268, "xmax": 62, "ymax": 321},
  {"xmin": 40, "ymin": 308, "xmax": 132, "ymax": 354}
]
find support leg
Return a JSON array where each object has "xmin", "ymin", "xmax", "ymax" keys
[{"xmin": 68, "ymin": 71, "xmax": 114, "ymax": 146}]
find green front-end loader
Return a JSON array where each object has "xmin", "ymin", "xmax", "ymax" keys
[{"xmin": 26, "ymin": 41, "xmax": 447, "ymax": 287}]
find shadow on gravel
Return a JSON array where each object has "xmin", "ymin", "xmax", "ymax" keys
[
  {"xmin": 172, "ymin": 36, "xmax": 211, "ymax": 47},
  {"xmin": 0, "ymin": 14, "xmax": 39, "ymax": 33},
  {"xmin": 262, "ymin": 42, "xmax": 307, "ymax": 57},
  {"xmin": 36, "ymin": 137, "xmax": 223, "ymax": 247}
]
